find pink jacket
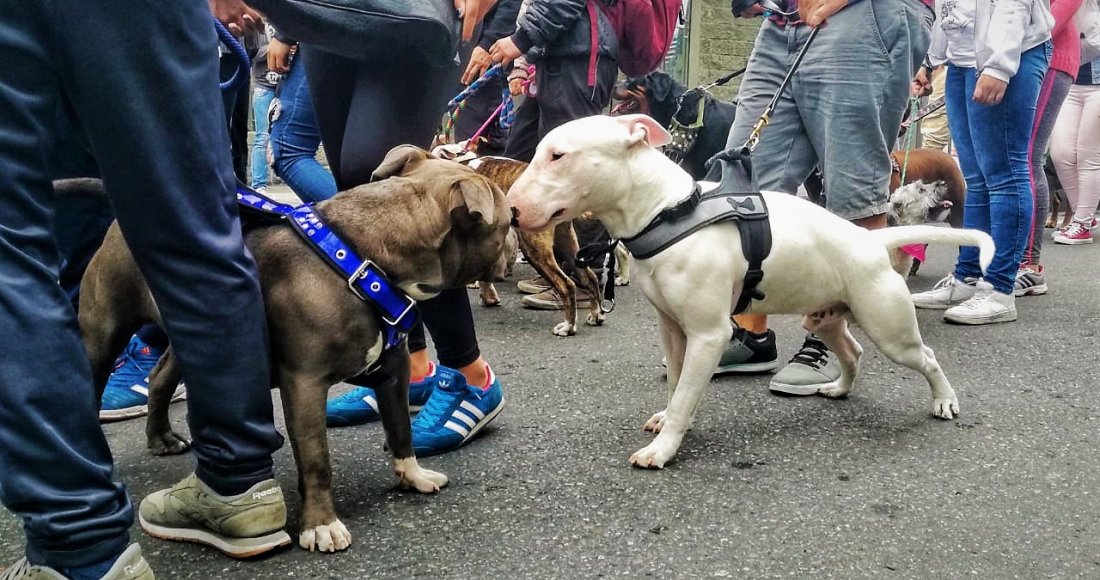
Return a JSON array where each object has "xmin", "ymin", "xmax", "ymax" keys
[{"xmin": 1051, "ymin": 0, "xmax": 1084, "ymax": 79}]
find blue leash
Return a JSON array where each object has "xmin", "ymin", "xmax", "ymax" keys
[
  {"xmin": 214, "ymin": 19, "xmax": 251, "ymax": 92},
  {"xmin": 445, "ymin": 64, "xmax": 515, "ymax": 131}
]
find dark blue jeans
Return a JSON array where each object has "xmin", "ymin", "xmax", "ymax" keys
[
  {"xmin": 270, "ymin": 60, "xmax": 337, "ymax": 202},
  {"xmin": 0, "ymin": 0, "xmax": 282, "ymax": 569},
  {"xmin": 947, "ymin": 42, "xmax": 1052, "ymax": 294}
]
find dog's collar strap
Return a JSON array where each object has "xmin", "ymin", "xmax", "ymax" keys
[
  {"xmin": 664, "ymin": 97, "xmax": 707, "ymax": 166},
  {"xmin": 621, "ymin": 183, "xmax": 771, "ymax": 314},
  {"xmin": 237, "ymin": 187, "xmax": 417, "ymax": 350}
]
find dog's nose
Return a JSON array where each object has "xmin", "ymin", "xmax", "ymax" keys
[{"xmin": 510, "ymin": 206, "xmax": 520, "ymax": 227}]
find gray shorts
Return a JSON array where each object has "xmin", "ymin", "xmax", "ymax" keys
[{"xmin": 727, "ymin": 0, "xmax": 932, "ymax": 220}]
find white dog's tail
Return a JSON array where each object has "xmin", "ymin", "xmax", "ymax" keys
[{"xmin": 871, "ymin": 226, "xmax": 995, "ymax": 273}]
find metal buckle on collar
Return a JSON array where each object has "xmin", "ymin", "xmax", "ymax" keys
[
  {"xmin": 661, "ymin": 183, "xmax": 703, "ymax": 221},
  {"xmin": 346, "ymin": 260, "xmax": 416, "ymax": 327}
]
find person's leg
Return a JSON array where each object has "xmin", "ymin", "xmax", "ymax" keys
[
  {"xmin": 250, "ymin": 85, "xmax": 275, "ymax": 190},
  {"xmin": 502, "ymin": 94, "xmax": 542, "ymax": 163},
  {"xmin": 63, "ymin": 0, "xmax": 284, "ymax": 496},
  {"xmin": 269, "ymin": 59, "xmax": 338, "ymax": 202},
  {"xmin": 220, "ymin": 55, "xmax": 251, "ymax": 182},
  {"xmin": 1050, "ymin": 85, "xmax": 1084, "ymax": 219},
  {"xmin": 1018, "ymin": 69, "xmax": 1072, "ymax": 288},
  {"xmin": 1060, "ymin": 84, "xmax": 1100, "ymax": 238},
  {"xmin": 921, "ymin": 67, "xmax": 951, "ymax": 151},
  {"xmin": 940, "ymin": 44, "xmax": 1048, "ymax": 324},
  {"xmin": 313, "ymin": 54, "xmax": 503, "ymax": 452},
  {"xmin": 0, "ymin": 5, "xmax": 136, "ymax": 572}
]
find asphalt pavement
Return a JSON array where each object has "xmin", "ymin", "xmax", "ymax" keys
[{"xmin": 2, "ymin": 221, "xmax": 1098, "ymax": 579}]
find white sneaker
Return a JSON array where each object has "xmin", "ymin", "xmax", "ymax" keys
[
  {"xmin": 911, "ymin": 275, "xmax": 978, "ymax": 310},
  {"xmin": 943, "ymin": 281, "xmax": 1017, "ymax": 325}
]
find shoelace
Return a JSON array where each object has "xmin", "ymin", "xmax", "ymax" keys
[
  {"xmin": 0, "ymin": 557, "xmax": 33, "ymax": 580},
  {"xmin": 1061, "ymin": 222, "xmax": 1089, "ymax": 238},
  {"xmin": 930, "ymin": 275, "xmax": 956, "ymax": 290},
  {"xmin": 413, "ymin": 382, "xmax": 478, "ymax": 430},
  {"xmin": 111, "ymin": 348, "xmax": 158, "ymax": 387},
  {"xmin": 789, "ymin": 336, "xmax": 830, "ymax": 369}
]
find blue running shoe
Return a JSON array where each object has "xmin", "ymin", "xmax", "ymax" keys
[
  {"xmin": 100, "ymin": 334, "xmax": 185, "ymax": 422},
  {"xmin": 411, "ymin": 364, "xmax": 504, "ymax": 456},
  {"xmin": 326, "ymin": 361, "xmax": 443, "ymax": 427}
]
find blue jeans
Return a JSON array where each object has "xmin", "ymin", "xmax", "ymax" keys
[
  {"xmin": 270, "ymin": 61, "xmax": 337, "ymax": 202},
  {"xmin": 249, "ymin": 85, "xmax": 275, "ymax": 189},
  {"xmin": 947, "ymin": 42, "xmax": 1052, "ymax": 294},
  {"xmin": 0, "ymin": 0, "xmax": 282, "ymax": 568}
]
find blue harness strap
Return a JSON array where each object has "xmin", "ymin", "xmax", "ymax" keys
[{"xmin": 236, "ymin": 187, "xmax": 418, "ymax": 350}]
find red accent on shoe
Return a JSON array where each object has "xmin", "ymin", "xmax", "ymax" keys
[{"xmin": 410, "ymin": 361, "xmax": 435, "ymax": 384}]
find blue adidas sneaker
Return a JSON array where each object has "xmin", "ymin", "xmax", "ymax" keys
[
  {"xmin": 410, "ymin": 364, "xmax": 504, "ymax": 456},
  {"xmin": 326, "ymin": 361, "xmax": 443, "ymax": 427},
  {"xmin": 100, "ymin": 334, "xmax": 185, "ymax": 422}
]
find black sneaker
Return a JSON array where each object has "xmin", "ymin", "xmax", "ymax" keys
[{"xmin": 716, "ymin": 327, "xmax": 780, "ymax": 374}]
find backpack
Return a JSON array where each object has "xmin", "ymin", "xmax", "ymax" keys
[
  {"xmin": 1076, "ymin": 0, "xmax": 1100, "ymax": 63},
  {"xmin": 592, "ymin": 0, "xmax": 684, "ymax": 78}
]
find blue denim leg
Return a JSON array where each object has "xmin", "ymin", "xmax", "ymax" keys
[
  {"xmin": 249, "ymin": 85, "xmax": 275, "ymax": 189},
  {"xmin": 949, "ymin": 43, "xmax": 1051, "ymax": 293},
  {"xmin": 270, "ymin": 61, "xmax": 337, "ymax": 202}
]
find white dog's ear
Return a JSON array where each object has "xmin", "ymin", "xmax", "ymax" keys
[{"xmin": 617, "ymin": 114, "xmax": 672, "ymax": 148}]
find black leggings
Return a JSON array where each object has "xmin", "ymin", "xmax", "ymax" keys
[{"xmin": 301, "ymin": 48, "xmax": 480, "ymax": 369}]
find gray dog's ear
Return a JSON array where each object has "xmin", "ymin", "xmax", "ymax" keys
[
  {"xmin": 372, "ymin": 145, "xmax": 430, "ymax": 181},
  {"xmin": 451, "ymin": 176, "xmax": 498, "ymax": 226}
]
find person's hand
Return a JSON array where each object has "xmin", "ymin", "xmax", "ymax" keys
[
  {"xmin": 973, "ymin": 74, "xmax": 1008, "ymax": 105},
  {"xmin": 911, "ymin": 67, "xmax": 933, "ymax": 97},
  {"xmin": 733, "ymin": 2, "xmax": 766, "ymax": 17},
  {"xmin": 455, "ymin": 0, "xmax": 496, "ymax": 43},
  {"xmin": 268, "ymin": 38, "xmax": 294, "ymax": 74},
  {"xmin": 209, "ymin": 0, "xmax": 264, "ymax": 36},
  {"xmin": 489, "ymin": 37, "xmax": 523, "ymax": 67},
  {"xmin": 800, "ymin": 0, "xmax": 848, "ymax": 26},
  {"xmin": 509, "ymin": 77, "xmax": 525, "ymax": 96},
  {"xmin": 462, "ymin": 47, "xmax": 493, "ymax": 85}
]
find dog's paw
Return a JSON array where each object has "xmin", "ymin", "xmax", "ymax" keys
[
  {"xmin": 642, "ymin": 410, "xmax": 666, "ymax": 433},
  {"xmin": 552, "ymin": 321, "xmax": 577, "ymax": 337},
  {"xmin": 629, "ymin": 441, "xmax": 676, "ymax": 469},
  {"xmin": 299, "ymin": 519, "xmax": 352, "ymax": 553},
  {"xmin": 817, "ymin": 385, "xmax": 850, "ymax": 399},
  {"xmin": 479, "ymin": 283, "xmax": 501, "ymax": 307},
  {"xmin": 147, "ymin": 431, "xmax": 191, "ymax": 456},
  {"xmin": 585, "ymin": 311, "xmax": 605, "ymax": 327},
  {"xmin": 395, "ymin": 457, "xmax": 449, "ymax": 494},
  {"xmin": 931, "ymin": 397, "xmax": 959, "ymax": 420},
  {"xmin": 615, "ymin": 276, "xmax": 630, "ymax": 287}
]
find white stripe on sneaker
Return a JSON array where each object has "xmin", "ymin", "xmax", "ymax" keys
[
  {"xmin": 443, "ymin": 420, "xmax": 470, "ymax": 437},
  {"xmin": 459, "ymin": 400, "xmax": 485, "ymax": 420},
  {"xmin": 130, "ymin": 384, "xmax": 150, "ymax": 396},
  {"xmin": 362, "ymin": 395, "xmax": 379, "ymax": 413},
  {"xmin": 452, "ymin": 410, "xmax": 477, "ymax": 429}
]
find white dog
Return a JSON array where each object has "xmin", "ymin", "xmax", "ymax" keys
[{"xmin": 508, "ymin": 114, "xmax": 994, "ymax": 469}]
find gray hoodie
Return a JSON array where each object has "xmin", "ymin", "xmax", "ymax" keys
[{"xmin": 928, "ymin": 0, "xmax": 1054, "ymax": 82}]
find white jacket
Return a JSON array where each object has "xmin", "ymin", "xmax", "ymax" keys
[{"xmin": 928, "ymin": 0, "xmax": 1054, "ymax": 82}]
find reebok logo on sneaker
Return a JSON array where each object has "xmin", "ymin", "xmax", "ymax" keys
[{"xmin": 252, "ymin": 487, "xmax": 279, "ymax": 500}]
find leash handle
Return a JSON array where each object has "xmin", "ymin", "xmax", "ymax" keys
[{"xmin": 215, "ymin": 19, "xmax": 251, "ymax": 93}]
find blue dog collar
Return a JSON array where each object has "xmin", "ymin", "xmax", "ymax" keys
[{"xmin": 237, "ymin": 187, "xmax": 417, "ymax": 350}]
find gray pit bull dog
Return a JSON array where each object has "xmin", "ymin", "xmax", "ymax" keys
[
  {"xmin": 77, "ymin": 145, "xmax": 512, "ymax": 552},
  {"xmin": 509, "ymin": 114, "xmax": 995, "ymax": 470}
]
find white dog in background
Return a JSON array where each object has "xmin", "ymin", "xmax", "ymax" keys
[{"xmin": 508, "ymin": 114, "xmax": 994, "ymax": 469}]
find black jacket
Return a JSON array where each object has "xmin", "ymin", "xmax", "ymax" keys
[
  {"xmin": 477, "ymin": 0, "xmax": 524, "ymax": 52},
  {"xmin": 511, "ymin": 0, "xmax": 618, "ymax": 62}
]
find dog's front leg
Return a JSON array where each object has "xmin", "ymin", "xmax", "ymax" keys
[
  {"xmin": 631, "ymin": 322, "xmax": 730, "ymax": 469},
  {"xmin": 644, "ymin": 310, "xmax": 686, "ymax": 433},
  {"xmin": 145, "ymin": 347, "xmax": 189, "ymax": 455},
  {"xmin": 371, "ymin": 348, "xmax": 448, "ymax": 494},
  {"xmin": 278, "ymin": 372, "xmax": 351, "ymax": 552}
]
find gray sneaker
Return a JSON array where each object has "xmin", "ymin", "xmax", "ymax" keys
[
  {"xmin": 0, "ymin": 544, "xmax": 153, "ymax": 580},
  {"xmin": 911, "ymin": 275, "xmax": 979, "ymax": 309},
  {"xmin": 716, "ymin": 328, "xmax": 780, "ymax": 374},
  {"xmin": 1013, "ymin": 266, "xmax": 1048, "ymax": 296},
  {"xmin": 139, "ymin": 473, "xmax": 291, "ymax": 559},
  {"xmin": 768, "ymin": 334, "xmax": 841, "ymax": 396}
]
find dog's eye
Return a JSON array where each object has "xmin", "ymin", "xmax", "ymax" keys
[{"xmin": 550, "ymin": 152, "xmax": 565, "ymax": 162}]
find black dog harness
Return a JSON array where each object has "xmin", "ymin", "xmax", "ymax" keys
[
  {"xmin": 621, "ymin": 176, "xmax": 772, "ymax": 315},
  {"xmin": 236, "ymin": 186, "xmax": 417, "ymax": 351}
]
